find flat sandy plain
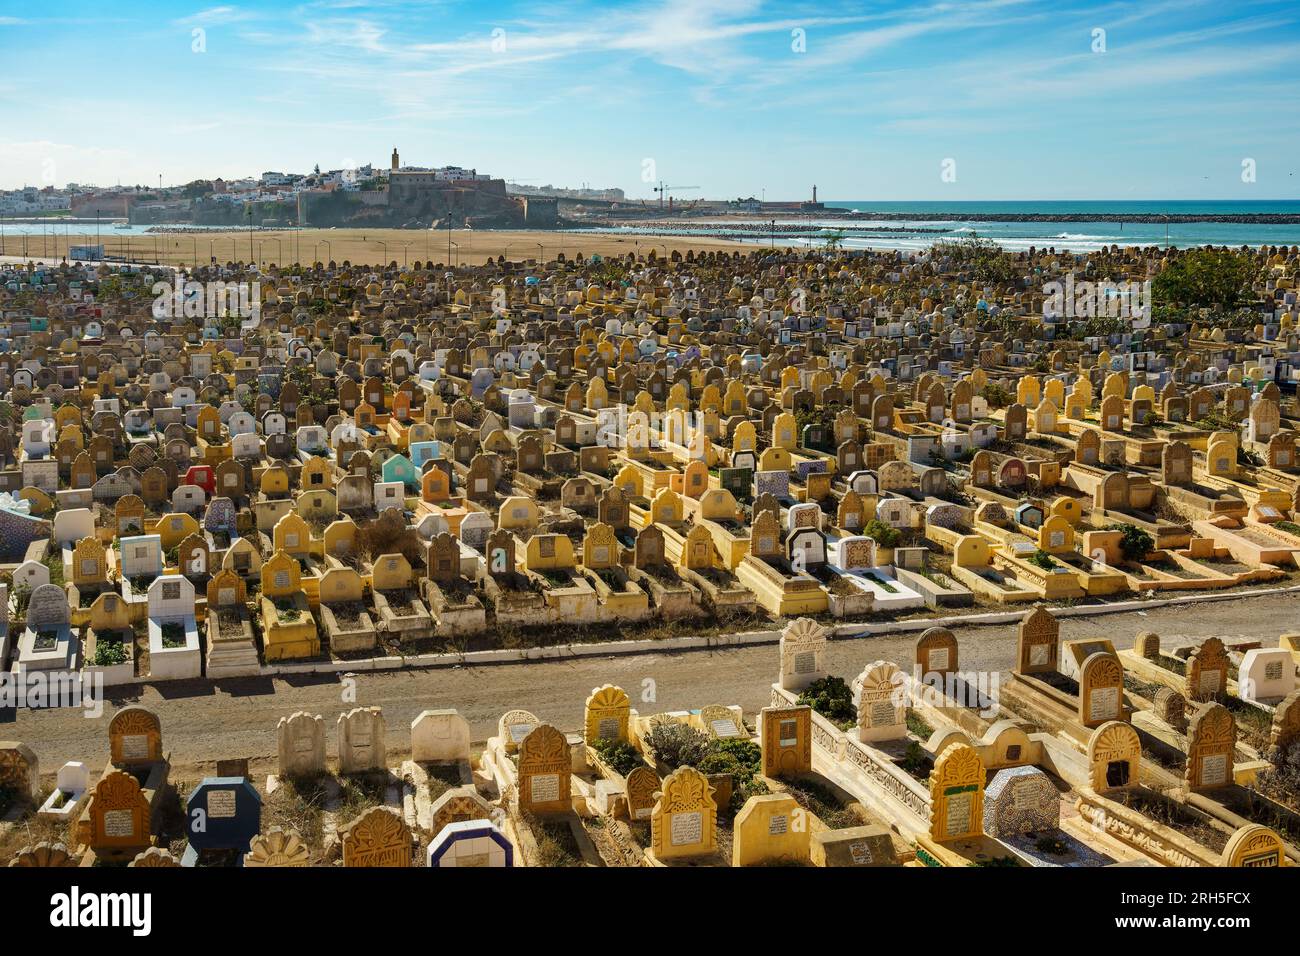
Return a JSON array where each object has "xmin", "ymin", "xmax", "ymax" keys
[{"xmin": 0, "ymin": 227, "xmax": 757, "ymax": 268}]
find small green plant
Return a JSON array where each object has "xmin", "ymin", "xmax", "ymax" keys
[
  {"xmin": 899, "ymin": 741, "xmax": 930, "ymax": 776},
  {"xmin": 1107, "ymin": 523, "xmax": 1154, "ymax": 562},
  {"xmin": 91, "ymin": 638, "xmax": 127, "ymax": 667},
  {"xmin": 591, "ymin": 738, "xmax": 643, "ymax": 777},
  {"xmin": 797, "ymin": 676, "xmax": 856, "ymax": 729},
  {"xmin": 1028, "ymin": 549, "xmax": 1056, "ymax": 571},
  {"xmin": 160, "ymin": 622, "xmax": 187, "ymax": 648}
]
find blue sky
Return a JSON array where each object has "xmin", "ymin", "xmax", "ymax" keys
[{"xmin": 1, "ymin": 0, "xmax": 1298, "ymax": 199}]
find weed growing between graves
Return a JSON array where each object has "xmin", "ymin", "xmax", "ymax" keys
[
  {"xmin": 265, "ymin": 774, "xmax": 329, "ymax": 850},
  {"xmin": 898, "ymin": 741, "xmax": 932, "ymax": 782},
  {"xmin": 906, "ymin": 712, "xmax": 935, "ymax": 739},
  {"xmin": 522, "ymin": 811, "xmax": 581, "ymax": 867},
  {"xmin": 338, "ymin": 775, "xmax": 386, "ymax": 818},
  {"xmin": 780, "ymin": 778, "xmax": 860, "ymax": 830},
  {"xmin": 1254, "ymin": 743, "xmax": 1300, "ymax": 813}
]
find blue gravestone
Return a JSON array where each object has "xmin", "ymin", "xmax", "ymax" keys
[{"xmin": 183, "ymin": 776, "xmax": 262, "ymax": 865}]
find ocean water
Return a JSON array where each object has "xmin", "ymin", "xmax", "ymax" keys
[{"xmin": 815, "ymin": 200, "xmax": 1300, "ymax": 251}]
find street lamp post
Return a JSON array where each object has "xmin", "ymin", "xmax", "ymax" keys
[{"xmin": 377, "ymin": 241, "xmax": 388, "ymax": 267}]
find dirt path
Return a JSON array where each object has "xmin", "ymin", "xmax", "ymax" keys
[{"xmin": 6, "ymin": 592, "xmax": 1295, "ymax": 783}]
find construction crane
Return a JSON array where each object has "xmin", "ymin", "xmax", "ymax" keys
[{"xmin": 653, "ymin": 182, "xmax": 700, "ymax": 211}]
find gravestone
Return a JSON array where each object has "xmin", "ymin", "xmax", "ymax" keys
[
  {"xmin": 1087, "ymin": 720, "xmax": 1140, "ymax": 792},
  {"xmin": 928, "ymin": 744, "xmax": 985, "ymax": 843},
  {"xmin": 244, "ymin": 827, "xmax": 312, "ymax": 867},
  {"xmin": 185, "ymin": 777, "xmax": 262, "ymax": 858},
  {"xmin": 625, "ymin": 766, "xmax": 659, "ymax": 821},
  {"xmin": 916, "ymin": 626, "xmax": 957, "ymax": 678},
  {"xmin": 732, "ymin": 793, "xmax": 808, "ymax": 867},
  {"xmin": 1016, "ymin": 606, "xmax": 1059, "ymax": 674},
  {"xmin": 1184, "ymin": 702, "xmax": 1235, "ymax": 792},
  {"xmin": 277, "ymin": 712, "xmax": 326, "ymax": 778},
  {"xmin": 427, "ymin": 819, "xmax": 513, "ymax": 867},
  {"xmin": 778, "ymin": 617, "xmax": 828, "ymax": 692},
  {"xmin": 498, "ymin": 709, "xmax": 539, "ymax": 755},
  {"xmin": 1078, "ymin": 652, "xmax": 1125, "ymax": 728},
  {"xmin": 340, "ymin": 806, "xmax": 412, "ymax": 867},
  {"xmin": 337, "ymin": 707, "xmax": 387, "ymax": 775},
  {"xmin": 982, "ymin": 766, "xmax": 1058, "ymax": 838},
  {"xmin": 0, "ymin": 743, "xmax": 39, "ymax": 803},
  {"xmin": 1154, "ymin": 688, "xmax": 1188, "ymax": 733},
  {"xmin": 650, "ymin": 766, "xmax": 718, "ymax": 862},
  {"xmin": 583, "ymin": 685, "xmax": 631, "ymax": 745},
  {"xmin": 810, "ymin": 824, "xmax": 899, "ymax": 867},
  {"xmin": 1238, "ymin": 649, "xmax": 1295, "ymax": 705},
  {"xmin": 1186, "ymin": 637, "xmax": 1229, "ymax": 703},
  {"xmin": 410, "ymin": 710, "xmax": 471, "ymax": 763},
  {"xmin": 759, "ymin": 705, "xmax": 812, "ymax": 778},
  {"xmin": 853, "ymin": 660, "xmax": 906, "ymax": 743},
  {"xmin": 517, "ymin": 724, "xmax": 571, "ymax": 816},
  {"xmin": 109, "ymin": 707, "xmax": 163, "ymax": 767}
]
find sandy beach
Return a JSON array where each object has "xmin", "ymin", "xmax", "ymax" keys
[{"xmin": 0, "ymin": 226, "xmax": 758, "ymax": 268}]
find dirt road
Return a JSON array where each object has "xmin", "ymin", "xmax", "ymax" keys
[{"xmin": 5, "ymin": 592, "xmax": 1295, "ymax": 782}]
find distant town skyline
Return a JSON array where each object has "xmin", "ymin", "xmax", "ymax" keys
[{"xmin": 2, "ymin": 0, "xmax": 1298, "ymax": 199}]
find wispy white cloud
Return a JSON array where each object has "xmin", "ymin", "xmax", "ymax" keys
[{"xmin": 173, "ymin": 5, "xmax": 260, "ymax": 26}]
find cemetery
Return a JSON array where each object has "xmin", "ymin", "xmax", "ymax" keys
[
  {"xmin": 1, "ymin": 241, "xmax": 1299, "ymax": 871},
  {"xmin": 3, "ymin": 613, "xmax": 1296, "ymax": 868}
]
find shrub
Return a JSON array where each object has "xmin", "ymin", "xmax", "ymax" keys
[
  {"xmin": 797, "ymin": 676, "xmax": 856, "ymax": 728},
  {"xmin": 642, "ymin": 721, "xmax": 713, "ymax": 770},
  {"xmin": 592, "ymin": 738, "xmax": 642, "ymax": 777},
  {"xmin": 1107, "ymin": 523, "xmax": 1154, "ymax": 562},
  {"xmin": 697, "ymin": 737, "xmax": 766, "ymax": 813},
  {"xmin": 1028, "ymin": 549, "xmax": 1056, "ymax": 571},
  {"xmin": 697, "ymin": 738, "xmax": 761, "ymax": 782},
  {"xmin": 862, "ymin": 518, "xmax": 901, "ymax": 549}
]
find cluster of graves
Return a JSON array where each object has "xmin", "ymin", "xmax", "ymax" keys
[
  {"xmin": 2, "ymin": 610, "xmax": 1296, "ymax": 867},
  {"xmin": 1, "ymin": 245, "xmax": 1299, "ymax": 683}
]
